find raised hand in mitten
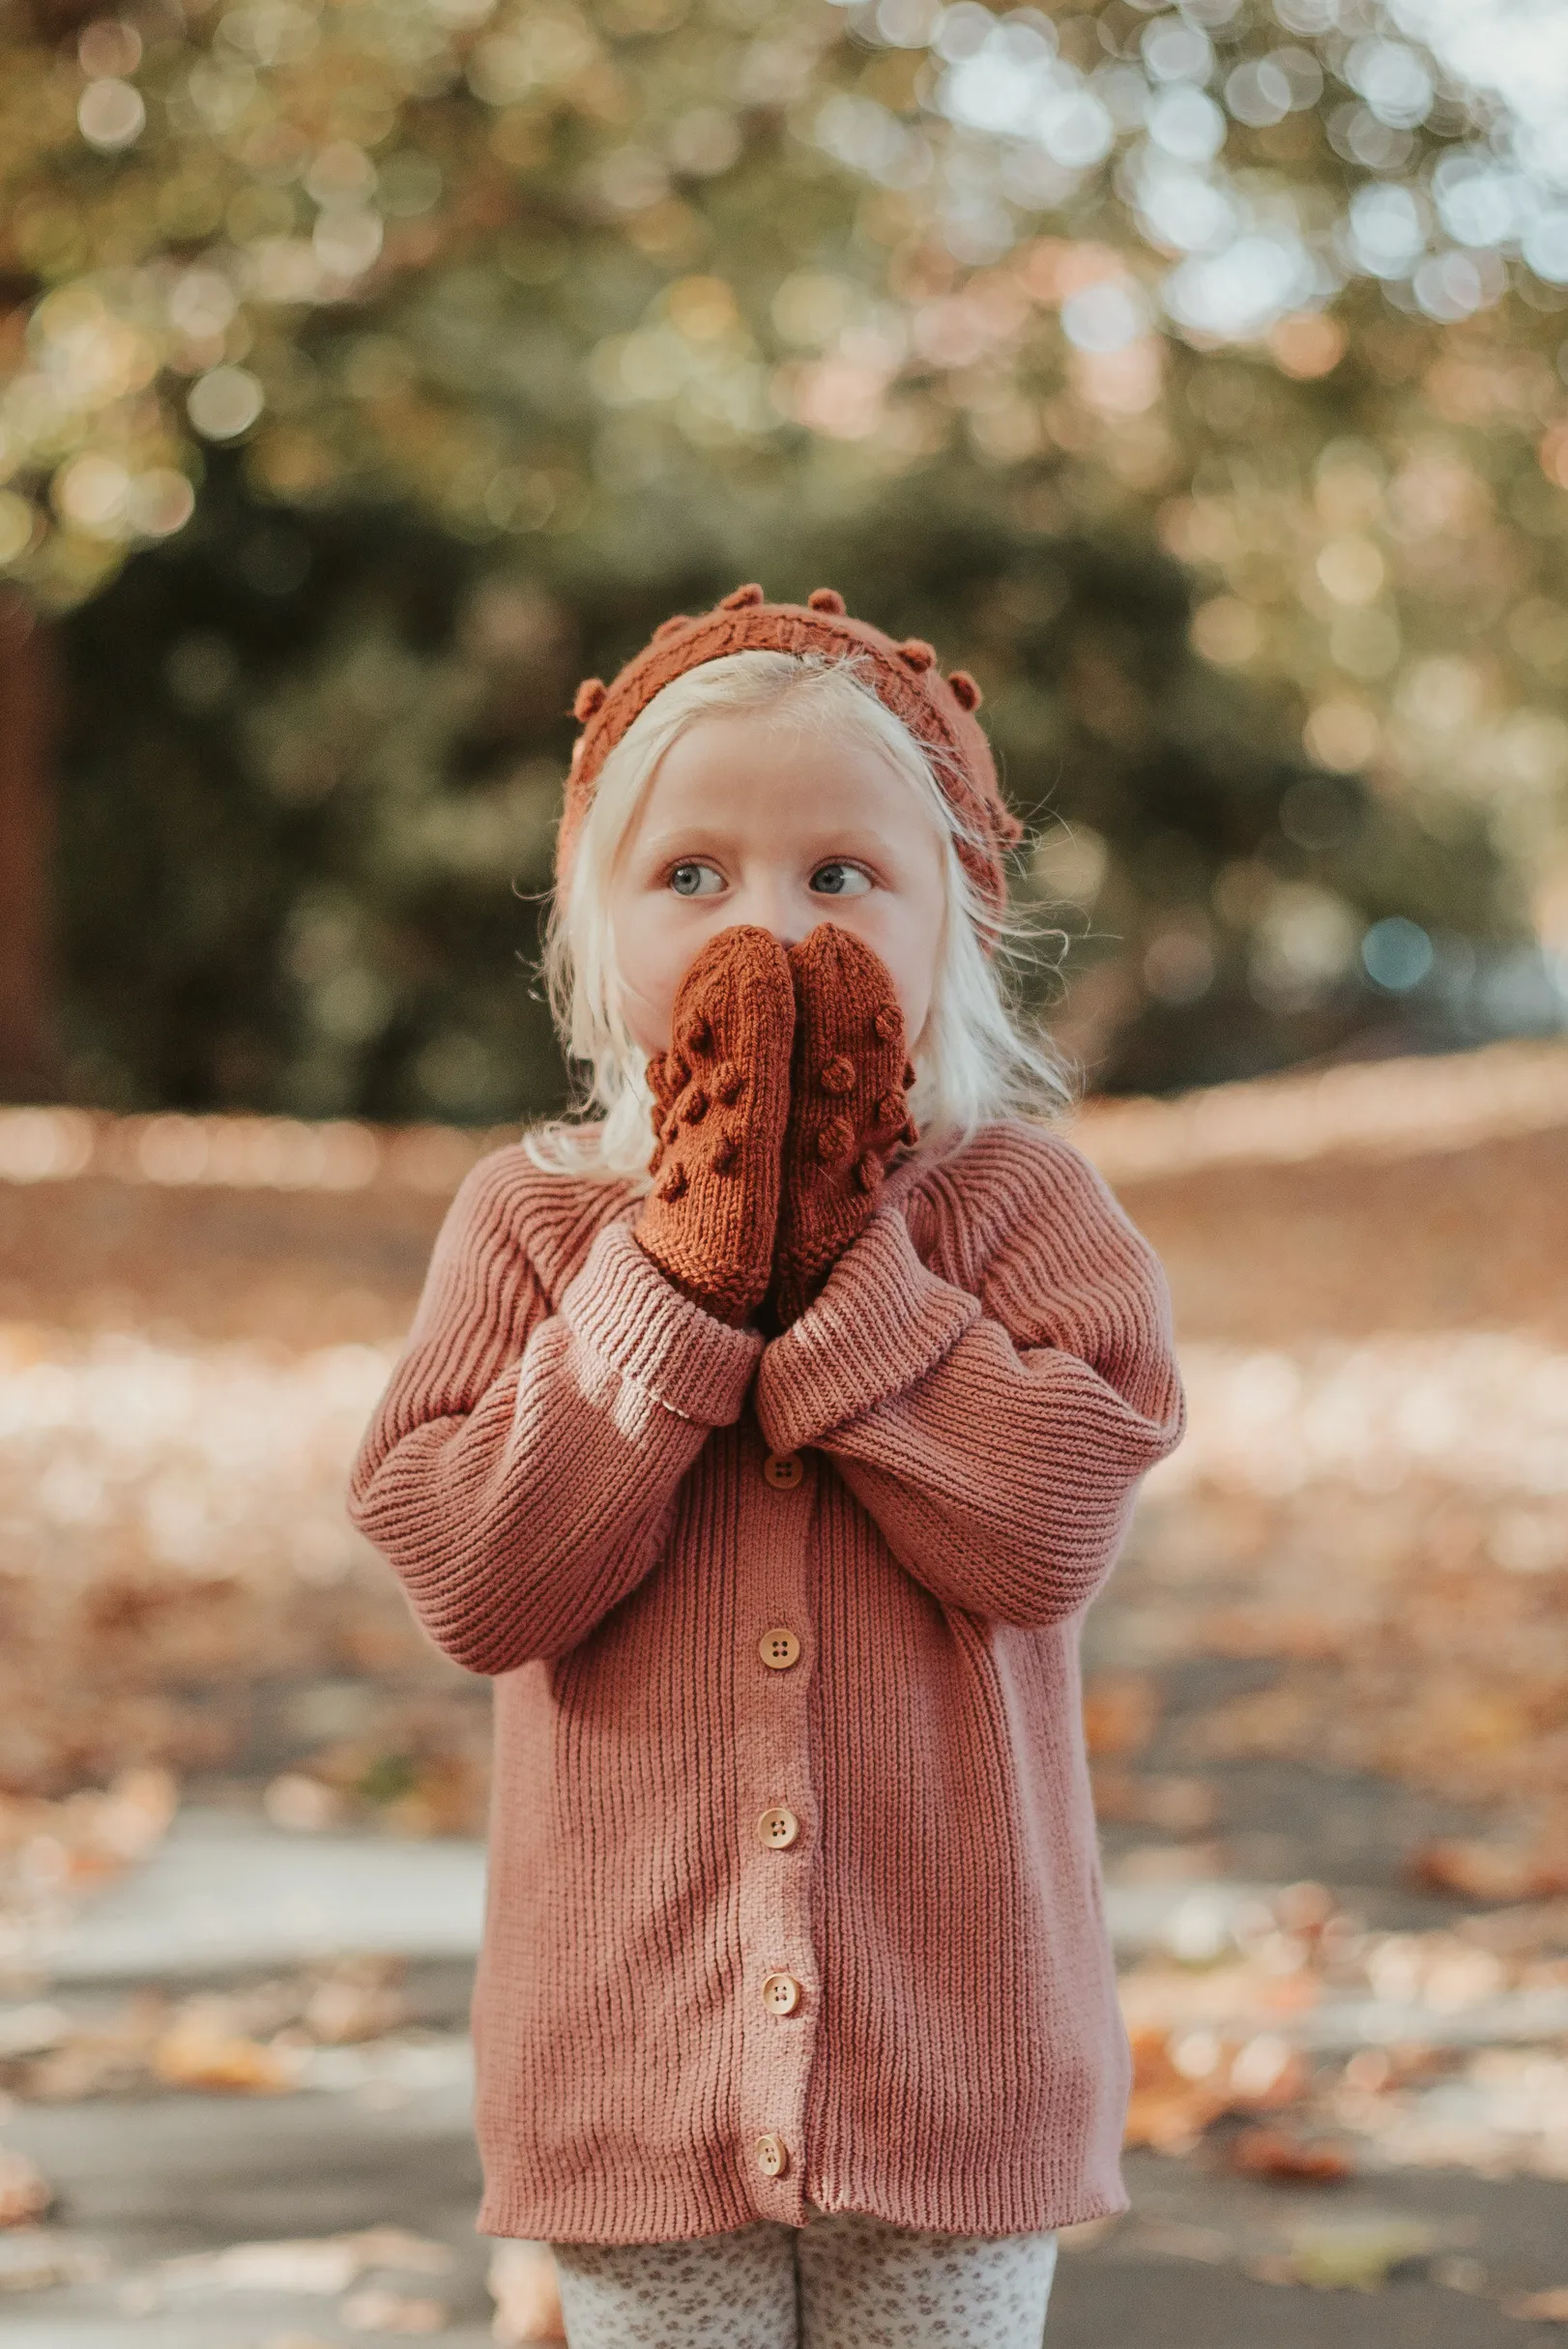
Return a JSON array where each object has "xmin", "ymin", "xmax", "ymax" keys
[
  {"xmin": 636, "ymin": 925, "xmax": 796, "ymax": 1326},
  {"xmin": 767, "ymin": 924, "xmax": 918, "ymax": 1330}
]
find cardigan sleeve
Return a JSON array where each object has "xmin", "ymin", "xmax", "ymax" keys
[
  {"xmin": 753, "ymin": 1135, "xmax": 1184, "ymax": 1629},
  {"xmin": 347, "ymin": 1152, "xmax": 762, "ymax": 1673}
]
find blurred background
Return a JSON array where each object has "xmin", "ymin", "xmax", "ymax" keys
[{"xmin": 1, "ymin": 0, "xmax": 1567, "ymax": 2340}]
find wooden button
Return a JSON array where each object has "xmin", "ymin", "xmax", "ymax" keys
[
  {"xmin": 759, "ymin": 1627, "xmax": 801, "ymax": 1671},
  {"xmin": 763, "ymin": 1451, "xmax": 804, "ymax": 1490},
  {"xmin": 755, "ymin": 2132, "xmax": 789, "ymax": 2179},
  {"xmin": 757, "ymin": 1806, "xmax": 800, "ymax": 1850},
  {"xmin": 762, "ymin": 1971, "xmax": 801, "ymax": 2016}
]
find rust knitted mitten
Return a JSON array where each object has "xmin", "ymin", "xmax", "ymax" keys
[
  {"xmin": 636, "ymin": 925, "xmax": 797, "ymax": 1326},
  {"xmin": 767, "ymin": 924, "xmax": 918, "ymax": 1329}
]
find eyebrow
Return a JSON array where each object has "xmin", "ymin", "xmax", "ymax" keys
[{"xmin": 635, "ymin": 826, "xmax": 736, "ymax": 858}]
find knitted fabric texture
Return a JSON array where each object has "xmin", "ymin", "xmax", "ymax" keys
[
  {"xmin": 638, "ymin": 925, "xmax": 795, "ymax": 1326},
  {"xmin": 559, "ymin": 584, "xmax": 1022, "ymax": 920},
  {"xmin": 768, "ymin": 924, "xmax": 917, "ymax": 1331},
  {"xmin": 346, "ymin": 1122, "xmax": 1186, "ymax": 2247}
]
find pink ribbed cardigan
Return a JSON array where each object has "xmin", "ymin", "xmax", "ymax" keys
[{"xmin": 347, "ymin": 1119, "xmax": 1185, "ymax": 2246}]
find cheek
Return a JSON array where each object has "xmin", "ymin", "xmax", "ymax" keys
[
  {"xmin": 609, "ymin": 893, "xmax": 685, "ymax": 1055},
  {"xmin": 866, "ymin": 901, "xmax": 942, "ymax": 1042},
  {"xmin": 872, "ymin": 855, "xmax": 946, "ymax": 1036}
]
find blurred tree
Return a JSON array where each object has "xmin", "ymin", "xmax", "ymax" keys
[
  {"xmin": 3, "ymin": 0, "xmax": 1566, "ymax": 1107},
  {"xmin": 0, "ymin": 594, "xmax": 61, "ymax": 1100},
  {"xmin": 57, "ymin": 467, "xmax": 562, "ymax": 1116},
  {"xmin": 54, "ymin": 449, "xmax": 1521, "ymax": 1113}
]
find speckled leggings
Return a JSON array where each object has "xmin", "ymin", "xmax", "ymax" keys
[{"xmin": 550, "ymin": 2204, "xmax": 1060, "ymax": 2348}]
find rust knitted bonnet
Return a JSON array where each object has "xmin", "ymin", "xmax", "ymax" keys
[{"xmin": 556, "ymin": 583, "xmax": 1021, "ymax": 919}]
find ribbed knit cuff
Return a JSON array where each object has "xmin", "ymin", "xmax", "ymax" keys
[
  {"xmin": 561, "ymin": 1219, "xmax": 763, "ymax": 1427},
  {"xmin": 756, "ymin": 1207, "xmax": 980, "ymax": 1453}
]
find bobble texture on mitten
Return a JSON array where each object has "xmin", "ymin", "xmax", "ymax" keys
[
  {"xmin": 638, "ymin": 926, "xmax": 796, "ymax": 1325},
  {"xmin": 768, "ymin": 924, "xmax": 918, "ymax": 1329}
]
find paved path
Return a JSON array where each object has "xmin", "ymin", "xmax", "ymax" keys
[{"xmin": 42, "ymin": 1808, "xmax": 489, "ymax": 1984}]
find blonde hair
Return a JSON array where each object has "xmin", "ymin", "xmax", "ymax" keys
[{"xmin": 528, "ymin": 650, "xmax": 1073, "ymax": 1179}]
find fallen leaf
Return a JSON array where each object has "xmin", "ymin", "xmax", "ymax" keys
[
  {"xmin": 1336, "ymin": 2044, "xmax": 1568, "ymax": 2176},
  {"xmin": 1226, "ymin": 2034, "xmax": 1310, "ymax": 2106},
  {"xmin": 19, "ymin": 2015, "xmax": 165, "ymax": 2103},
  {"xmin": 158, "ymin": 2227, "xmax": 454, "ymax": 2299},
  {"xmin": 340, "ymin": 2286, "xmax": 448, "ymax": 2333},
  {"xmin": 81, "ymin": 1766, "xmax": 180, "ymax": 1868},
  {"xmin": 1090, "ymin": 1771, "xmax": 1217, "ymax": 1833},
  {"xmin": 488, "ymin": 2240, "xmax": 566, "ymax": 2342},
  {"xmin": 301, "ymin": 1969, "xmax": 408, "ymax": 2046},
  {"xmin": 264, "ymin": 1773, "xmax": 344, "ymax": 1834},
  {"xmin": 1082, "ymin": 1672, "xmax": 1160, "ymax": 1759},
  {"xmin": 1502, "ymin": 2287, "xmax": 1568, "ymax": 2321},
  {"xmin": 153, "ymin": 2017, "xmax": 301, "ymax": 2094},
  {"xmin": 1409, "ymin": 1841, "xmax": 1568, "ymax": 1903},
  {"xmin": 1122, "ymin": 2026, "xmax": 1230, "ymax": 2152},
  {"xmin": 201, "ymin": 2240, "xmax": 362, "ymax": 2294},
  {"xmin": 1056, "ymin": 2215, "xmax": 1121, "ymax": 2253},
  {"xmin": 0, "ymin": 2148, "xmax": 51, "ymax": 2227},
  {"xmin": 343, "ymin": 2228, "xmax": 453, "ymax": 2277},
  {"xmin": 1228, "ymin": 2127, "xmax": 1354, "ymax": 2183},
  {"xmin": 0, "ymin": 2227, "xmax": 107, "ymax": 2291},
  {"xmin": 9, "ymin": 1966, "xmax": 421, "ymax": 2107},
  {"xmin": 0, "ymin": 2004, "xmax": 71, "ymax": 2059},
  {"xmin": 1278, "ymin": 2218, "xmax": 1435, "ymax": 2290}
]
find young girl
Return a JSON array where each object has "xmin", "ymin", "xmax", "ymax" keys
[{"xmin": 347, "ymin": 583, "xmax": 1185, "ymax": 2348}]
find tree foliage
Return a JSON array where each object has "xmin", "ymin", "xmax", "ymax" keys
[
  {"xmin": 6, "ymin": 0, "xmax": 1567, "ymax": 1108},
  {"xmin": 54, "ymin": 450, "xmax": 1522, "ymax": 1116}
]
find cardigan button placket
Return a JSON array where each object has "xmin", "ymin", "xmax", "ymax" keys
[{"xmin": 735, "ymin": 1428, "xmax": 818, "ymax": 2221}]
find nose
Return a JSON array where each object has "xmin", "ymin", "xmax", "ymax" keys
[{"xmin": 732, "ymin": 871, "xmax": 811, "ymax": 951}]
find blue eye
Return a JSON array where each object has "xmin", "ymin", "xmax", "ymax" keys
[
  {"xmin": 810, "ymin": 862, "xmax": 871, "ymax": 898},
  {"xmin": 670, "ymin": 862, "xmax": 723, "ymax": 897}
]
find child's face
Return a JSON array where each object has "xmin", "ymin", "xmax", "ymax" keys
[{"xmin": 609, "ymin": 711, "xmax": 947, "ymax": 1059}]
